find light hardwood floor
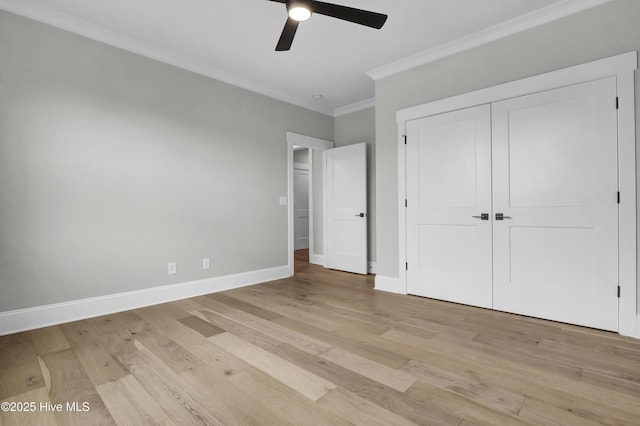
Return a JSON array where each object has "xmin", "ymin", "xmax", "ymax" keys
[{"xmin": 2, "ymin": 249, "xmax": 640, "ymax": 425}]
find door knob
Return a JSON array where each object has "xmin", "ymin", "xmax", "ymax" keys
[
  {"xmin": 495, "ymin": 213, "xmax": 512, "ymax": 221},
  {"xmin": 472, "ymin": 213, "xmax": 489, "ymax": 220}
]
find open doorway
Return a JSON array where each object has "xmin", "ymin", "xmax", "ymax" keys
[
  {"xmin": 286, "ymin": 132, "xmax": 334, "ymax": 276},
  {"xmin": 293, "ymin": 147, "xmax": 310, "ymax": 265}
]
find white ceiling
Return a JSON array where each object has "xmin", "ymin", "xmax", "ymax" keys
[{"xmin": 0, "ymin": 0, "xmax": 610, "ymax": 115}]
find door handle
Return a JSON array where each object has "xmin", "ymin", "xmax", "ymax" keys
[
  {"xmin": 495, "ymin": 213, "xmax": 512, "ymax": 221},
  {"xmin": 472, "ymin": 213, "xmax": 489, "ymax": 220},
  {"xmin": 355, "ymin": 213, "xmax": 366, "ymax": 217}
]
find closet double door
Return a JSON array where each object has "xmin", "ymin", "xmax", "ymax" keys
[{"xmin": 406, "ymin": 77, "xmax": 619, "ymax": 331}]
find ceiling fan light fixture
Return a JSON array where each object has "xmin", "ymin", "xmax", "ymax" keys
[{"xmin": 287, "ymin": 0, "xmax": 312, "ymax": 22}]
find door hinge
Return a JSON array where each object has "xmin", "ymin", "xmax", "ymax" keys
[
  {"xmin": 617, "ymin": 192, "xmax": 620, "ymax": 204},
  {"xmin": 406, "ymin": 262, "xmax": 408, "ymax": 271},
  {"xmin": 616, "ymin": 97, "xmax": 619, "ymax": 109},
  {"xmin": 403, "ymin": 135, "xmax": 407, "ymax": 145},
  {"xmin": 618, "ymin": 285, "xmax": 621, "ymax": 298},
  {"xmin": 405, "ymin": 199, "xmax": 408, "ymax": 208}
]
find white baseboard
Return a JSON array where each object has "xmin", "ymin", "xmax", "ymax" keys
[
  {"xmin": 0, "ymin": 265, "xmax": 290, "ymax": 336},
  {"xmin": 374, "ymin": 275, "xmax": 406, "ymax": 295},
  {"xmin": 309, "ymin": 253, "xmax": 325, "ymax": 266},
  {"xmin": 368, "ymin": 261, "xmax": 377, "ymax": 274},
  {"xmin": 636, "ymin": 315, "xmax": 640, "ymax": 339}
]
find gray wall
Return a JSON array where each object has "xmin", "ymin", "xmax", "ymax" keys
[
  {"xmin": 0, "ymin": 10, "xmax": 333, "ymax": 312},
  {"xmin": 374, "ymin": 0, "xmax": 640, "ymax": 309},
  {"xmin": 334, "ymin": 107, "xmax": 376, "ymax": 263}
]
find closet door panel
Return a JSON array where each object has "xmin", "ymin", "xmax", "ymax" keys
[
  {"xmin": 406, "ymin": 105, "xmax": 492, "ymax": 308},
  {"xmin": 491, "ymin": 77, "xmax": 619, "ymax": 331}
]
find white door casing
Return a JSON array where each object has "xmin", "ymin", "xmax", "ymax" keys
[
  {"xmin": 406, "ymin": 105, "xmax": 493, "ymax": 308},
  {"xmin": 293, "ymin": 165, "xmax": 310, "ymax": 250},
  {"xmin": 394, "ymin": 52, "xmax": 636, "ymax": 337},
  {"xmin": 286, "ymin": 132, "xmax": 334, "ymax": 275},
  {"xmin": 491, "ymin": 77, "xmax": 619, "ymax": 331},
  {"xmin": 326, "ymin": 143, "xmax": 368, "ymax": 274}
]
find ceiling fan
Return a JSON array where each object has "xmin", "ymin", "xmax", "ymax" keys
[{"xmin": 267, "ymin": 0, "xmax": 388, "ymax": 51}]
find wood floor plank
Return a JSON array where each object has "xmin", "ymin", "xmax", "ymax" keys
[
  {"xmin": 178, "ymin": 364, "xmax": 289, "ymax": 426},
  {"xmin": 197, "ymin": 308, "xmax": 282, "ymax": 350},
  {"xmin": 96, "ymin": 374, "xmax": 171, "ymax": 426},
  {"xmin": 405, "ymin": 380, "xmax": 532, "ymax": 426},
  {"xmin": 134, "ymin": 330, "xmax": 202, "ymax": 373},
  {"xmin": 59, "ymin": 321, "xmax": 130, "ymax": 386},
  {"xmin": 401, "ymin": 359, "xmax": 526, "ymax": 415},
  {"xmin": 580, "ymin": 368, "xmax": 640, "ymax": 398},
  {"xmin": 118, "ymin": 343, "xmax": 225, "ymax": 425},
  {"xmin": 176, "ymin": 315, "xmax": 225, "ymax": 338},
  {"xmin": 134, "ymin": 303, "xmax": 192, "ymax": 336},
  {"xmin": 39, "ymin": 348, "xmax": 115, "ymax": 425},
  {"xmin": 206, "ymin": 293, "xmax": 283, "ymax": 321},
  {"xmin": 209, "ymin": 332, "xmax": 337, "ymax": 402},
  {"xmin": 274, "ymin": 315, "xmax": 411, "ymax": 369},
  {"xmin": 167, "ymin": 325, "xmax": 250, "ymax": 376},
  {"xmin": 196, "ymin": 297, "xmax": 334, "ymax": 355},
  {"xmin": 268, "ymin": 342, "xmax": 462, "ymax": 425},
  {"xmin": 233, "ymin": 288, "xmax": 346, "ymax": 331},
  {"xmin": 518, "ymin": 397, "xmax": 604, "ymax": 426},
  {"xmin": 0, "ymin": 332, "xmax": 44, "ymax": 400},
  {"xmin": 30, "ymin": 326, "xmax": 71, "ymax": 355},
  {"xmin": 228, "ymin": 367, "xmax": 351, "ymax": 426},
  {"xmin": 380, "ymin": 328, "xmax": 437, "ymax": 348},
  {"xmin": 317, "ymin": 387, "xmax": 418, "ymax": 426},
  {"xmin": 320, "ymin": 347, "xmax": 416, "ymax": 392}
]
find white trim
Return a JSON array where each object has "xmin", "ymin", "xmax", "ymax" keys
[
  {"xmin": 287, "ymin": 132, "xmax": 334, "ymax": 275},
  {"xmin": 636, "ymin": 315, "xmax": 640, "ymax": 339},
  {"xmin": 334, "ymin": 98, "xmax": 375, "ymax": 117},
  {"xmin": 374, "ymin": 275, "xmax": 406, "ymax": 295},
  {"xmin": 309, "ymin": 254, "xmax": 325, "ymax": 266},
  {"xmin": 396, "ymin": 51, "xmax": 637, "ymax": 337},
  {"xmin": 367, "ymin": 0, "xmax": 613, "ymax": 81},
  {"xmin": 368, "ymin": 261, "xmax": 377, "ymax": 275},
  {"xmin": 616, "ymin": 62, "xmax": 638, "ymax": 337},
  {"xmin": 0, "ymin": 0, "xmax": 335, "ymax": 116},
  {"xmin": 0, "ymin": 265, "xmax": 289, "ymax": 336}
]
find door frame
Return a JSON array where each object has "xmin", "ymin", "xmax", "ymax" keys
[
  {"xmin": 394, "ymin": 51, "xmax": 638, "ymax": 337},
  {"xmin": 287, "ymin": 132, "xmax": 334, "ymax": 276}
]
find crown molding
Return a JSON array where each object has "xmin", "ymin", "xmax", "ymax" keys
[
  {"xmin": 333, "ymin": 98, "xmax": 375, "ymax": 117},
  {"xmin": 0, "ymin": 0, "xmax": 335, "ymax": 116},
  {"xmin": 367, "ymin": 0, "xmax": 613, "ymax": 81}
]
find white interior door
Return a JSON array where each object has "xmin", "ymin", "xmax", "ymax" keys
[
  {"xmin": 294, "ymin": 166, "xmax": 310, "ymax": 250},
  {"xmin": 492, "ymin": 77, "xmax": 619, "ymax": 331},
  {"xmin": 326, "ymin": 143, "xmax": 368, "ymax": 274},
  {"xmin": 406, "ymin": 105, "xmax": 493, "ymax": 308}
]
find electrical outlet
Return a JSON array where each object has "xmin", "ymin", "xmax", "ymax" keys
[
  {"xmin": 203, "ymin": 257, "xmax": 211, "ymax": 270},
  {"xmin": 279, "ymin": 196, "xmax": 287, "ymax": 205},
  {"xmin": 168, "ymin": 262, "xmax": 177, "ymax": 275}
]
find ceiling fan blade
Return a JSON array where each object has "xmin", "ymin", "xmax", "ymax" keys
[
  {"xmin": 266, "ymin": 0, "xmax": 287, "ymax": 3},
  {"xmin": 312, "ymin": 1, "xmax": 387, "ymax": 29},
  {"xmin": 276, "ymin": 18, "xmax": 299, "ymax": 51}
]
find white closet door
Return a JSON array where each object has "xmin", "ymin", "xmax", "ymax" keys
[
  {"xmin": 492, "ymin": 77, "xmax": 619, "ymax": 331},
  {"xmin": 326, "ymin": 143, "xmax": 368, "ymax": 274},
  {"xmin": 406, "ymin": 105, "xmax": 493, "ymax": 308}
]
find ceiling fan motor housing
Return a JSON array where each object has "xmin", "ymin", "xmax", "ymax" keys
[{"xmin": 287, "ymin": 0, "xmax": 313, "ymax": 21}]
